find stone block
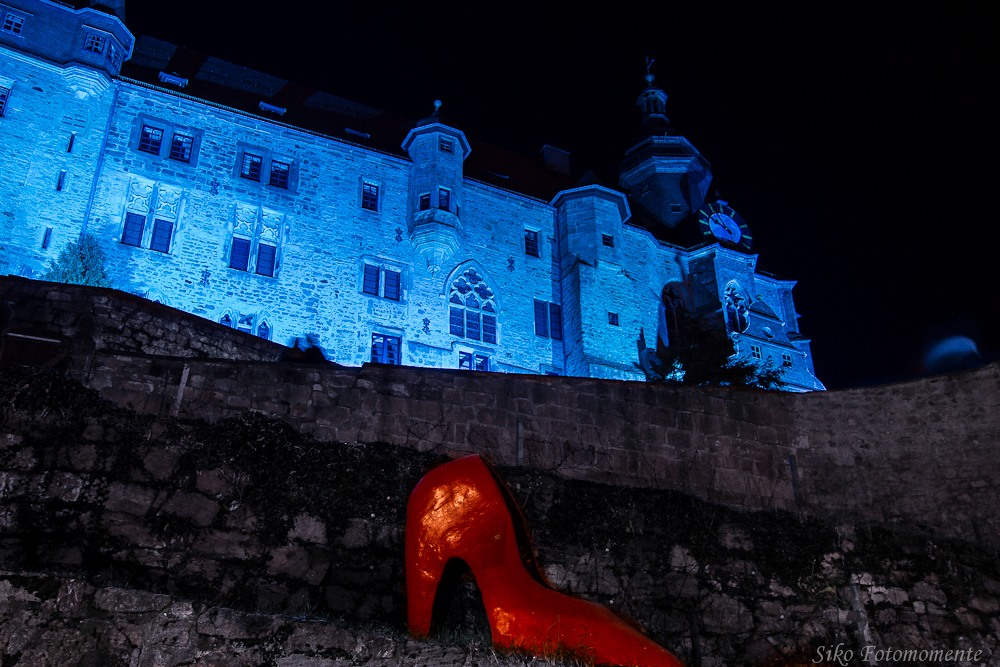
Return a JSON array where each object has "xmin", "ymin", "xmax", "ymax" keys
[
  {"xmin": 192, "ymin": 530, "xmax": 263, "ymax": 560},
  {"xmin": 196, "ymin": 607, "xmax": 284, "ymax": 638},
  {"xmin": 160, "ymin": 491, "xmax": 219, "ymax": 526},
  {"xmin": 289, "ymin": 513, "xmax": 328, "ymax": 545},
  {"xmin": 95, "ymin": 586, "xmax": 171, "ymax": 613},
  {"xmin": 105, "ymin": 482, "xmax": 156, "ymax": 516}
]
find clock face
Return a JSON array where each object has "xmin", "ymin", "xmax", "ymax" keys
[
  {"xmin": 698, "ymin": 202, "xmax": 753, "ymax": 251},
  {"xmin": 708, "ymin": 213, "xmax": 742, "ymax": 243}
]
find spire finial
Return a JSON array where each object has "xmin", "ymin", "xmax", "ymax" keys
[
  {"xmin": 433, "ymin": 100, "xmax": 442, "ymax": 115},
  {"xmin": 644, "ymin": 56, "xmax": 656, "ymax": 87}
]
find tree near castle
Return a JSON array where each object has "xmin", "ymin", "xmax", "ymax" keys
[
  {"xmin": 42, "ymin": 234, "xmax": 113, "ymax": 289},
  {"xmin": 639, "ymin": 302, "xmax": 785, "ymax": 390}
]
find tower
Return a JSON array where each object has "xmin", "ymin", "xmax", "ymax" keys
[
  {"xmin": 401, "ymin": 101, "xmax": 471, "ymax": 274},
  {"xmin": 0, "ymin": 0, "xmax": 133, "ymax": 277},
  {"xmin": 618, "ymin": 71, "xmax": 712, "ymax": 228}
]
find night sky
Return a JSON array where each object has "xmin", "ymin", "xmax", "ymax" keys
[{"xmin": 124, "ymin": 3, "xmax": 999, "ymax": 391}]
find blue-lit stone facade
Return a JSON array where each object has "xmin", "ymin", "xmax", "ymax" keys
[{"xmin": 0, "ymin": 0, "xmax": 823, "ymax": 390}]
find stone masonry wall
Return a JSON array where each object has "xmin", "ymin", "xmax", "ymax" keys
[
  {"xmin": 0, "ymin": 366, "xmax": 997, "ymax": 666},
  {"xmin": 0, "ymin": 569, "xmax": 506, "ymax": 667},
  {"xmin": 0, "ymin": 276, "xmax": 287, "ymax": 362},
  {"xmin": 78, "ymin": 348, "xmax": 1000, "ymax": 549}
]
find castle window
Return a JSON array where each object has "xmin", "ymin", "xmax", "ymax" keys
[
  {"xmin": 371, "ymin": 333, "xmax": 401, "ymax": 365},
  {"xmin": 361, "ymin": 263, "xmax": 403, "ymax": 301},
  {"xmin": 438, "ymin": 187, "xmax": 450, "ymax": 211},
  {"xmin": 255, "ymin": 243, "xmax": 276, "ymax": 277},
  {"xmin": 138, "ymin": 125, "xmax": 163, "ymax": 155},
  {"xmin": 384, "ymin": 269, "xmax": 401, "ymax": 301},
  {"xmin": 106, "ymin": 41, "xmax": 123, "ymax": 69},
  {"xmin": 41, "ymin": 227, "xmax": 52, "ymax": 249},
  {"xmin": 602, "ymin": 234, "xmax": 614, "ymax": 247},
  {"xmin": 419, "ymin": 193, "xmax": 430, "ymax": 210},
  {"xmin": 751, "ymin": 345, "xmax": 763, "ymax": 360},
  {"xmin": 608, "ymin": 312, "xmax": 619, "ymax": 326},
  {"xmin": 362, "ymin": 264, "xmax": 380, "ymax": 295},
  {"xmin": 671, "ymin": 204, "xmax": 682, "ymax": 212},
  {"xmin": 220, "ymin": 314, "xmax": 233, "ymax": 328},
  {"xmin": 524, "ymin": 229, "xmax": 539, "ymax": 256},
  {"xmin": 257, "ymin": 321, "xmax": 270, "ymax": 340},
  {"xmin": 534, "ymin": 299, "xmax": 548, "ymax": 337},
  {"xmin": 121, "ymin": 212, "xmax": 145, "ymax": 247},
  {"xmin": 2, "ymin": 12, "xmax": 23, "ymax": 35},
  {"xmin": 150, "ymin": 219, "xmax": 173, "ymax": 253},
  {"xmin": 449, "ymin": 268, "xmax": 497, "ymax": 344},
  {"xmin": 459, "ymin": 351, "xmax": 489, "ymax": 372},
  {"xmin": 229, "ymin": 237, "xmax": 251, "ymax": 271},
  {"xmin": 0, "ymin": 86, "xmax": 8, "ymax": 117},
  {"xmin": 440, "ymin": 137, "xmax": 453, "ymax": 153},
  {"xmin": 133, "ymin": 117, "xmax": 202, "ymax": 165},
  {"xmin": 241, "ymin": 153, "xmax": 262, "ymax": 180},
  {"xmin": 269, "ymin": 160, "xmax": 289, "ymax": 188},
  {"xmin": 550, "ymin": 303, "xmax": 563, "ymax": 340},
  {"xmin": 362, "ymin": 182, "xmax": 379, "ymax": 211},
  {"xmin": 84, "ymin": 32, "xmax": 105, "ymax": 53},
  {"xmin": 169, "ymin": 134, "xmax": 193, "ymax": 162},
  {"xmin": 782, "ymin": 353, "xmax": 793, "ymax": 367}
]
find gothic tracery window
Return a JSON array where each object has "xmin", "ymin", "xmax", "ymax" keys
[{"xmin": 449, "ymin": 268, "xmax": 497, "ymax": 344}]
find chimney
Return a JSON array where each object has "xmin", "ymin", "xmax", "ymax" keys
[{"xmin": 540, "ymin": 145, "xmax": 571, "ymax": 176}]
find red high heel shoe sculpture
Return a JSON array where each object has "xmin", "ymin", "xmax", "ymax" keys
[{"xmin": 407, "ymin": 455, "xmax": 683, "ymax": 667}]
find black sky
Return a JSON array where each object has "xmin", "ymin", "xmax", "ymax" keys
[{"xmin": 124, "ymin": 3, "xmax": 1000, "ymax": 390}]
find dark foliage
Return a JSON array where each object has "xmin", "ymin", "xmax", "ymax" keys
[{"xmin": 646, "ymin": 306, "xmax": 785, "ymax": 390}]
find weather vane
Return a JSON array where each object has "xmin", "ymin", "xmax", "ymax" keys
[{"xmin": 644, "ymin": 56, "xmax": 655, "ymax": 86}]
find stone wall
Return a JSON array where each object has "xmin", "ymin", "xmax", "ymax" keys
[
  {"xmin": 0, "ymin": 570, "xmax": 499, "ymax": 667},
  {"xmin": 77, "ymin": 346, "xmax": 1000, "ymax": 548},
  {"xmin": 0, "ymin": 365, "xmax": 997, "ymax": 666},
  {"xmin": 0, "ymin": 276, "xmax": 287, "ymax": 362}
]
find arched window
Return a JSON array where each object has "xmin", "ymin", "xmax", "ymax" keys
[
  {"xmin": 220, "ymin": 314, "xmax": 233, "ymax": 328},
  {"xmin": 448, "ymin": 268, "xmax": 497, "ymax": 344},
  {"xmin": 257, "ymin": 321, "xmax": 270, "ymax": 340}
]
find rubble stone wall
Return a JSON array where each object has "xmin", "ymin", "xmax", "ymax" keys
[
  {"xmin": 0, "ymin": 275, "xmax": 287, "ymax": 362},
  {"xmin": 81, "ymin": 350, "xmax": 1000, "ymax": 547},
  {"xmin": 0, "ymin": 366, "xmax": 997, "ymax": 666},
  {"xmin": 0, "ymin": 369, "xmax": 1000, "ymax": 667}
]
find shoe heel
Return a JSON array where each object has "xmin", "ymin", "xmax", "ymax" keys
[{"xmin": 406, "ymin": 502, "xmax": 447, "ymax": 637}]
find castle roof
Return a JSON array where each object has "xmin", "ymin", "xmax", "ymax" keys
[{"xmin": 120, "ymin": 36, "xmax": 577, "ymax": 202}]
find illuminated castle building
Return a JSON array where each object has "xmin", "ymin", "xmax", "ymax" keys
[{"xmin": 0, "ymin": 0, "xmax": 824, "ymax": 391}]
